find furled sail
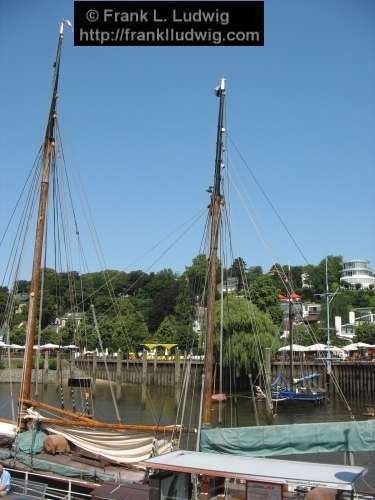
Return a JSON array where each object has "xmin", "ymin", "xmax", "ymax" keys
[{"xmin": 47, "ymin": 426, "xmax": 172, "ymax": 464}]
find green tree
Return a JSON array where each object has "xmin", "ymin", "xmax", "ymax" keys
[
  {"xmin": 323, "ymin": 293, "xmax": 353, "ymax": 325},
  {"xmin": 156, "ymin": 316, "xmax": 178, "ymax": 342},
  {"xmin": 185, "ymin": 254, "xmax": 209, "ymax": 300},
  {"xmin": 40, "ymin": 325, "xmax": 60, "ymax": 344},
  {"xmin": 144, "ymin": 269, "xmax": 179, "ymax": 331},
  {"xmin": 292, "ymin": 323, "xmax": 325, "ymax": 346},
  {"xmin": 274, "ymin": 265, "xmax": 303, "ymax": 291},
  {"xmin": 246, "ymin": 266, "xmax": 263, "ymax": 284},
  {"xmin": 0, "ymin": 287, "xmax": 9, "ymax": 319},
  {"xmin": 100, "ymin": 298, "xmax": 148, "ymax": 351},
  {"xmin": 355, "ymin": 323, "xmax": 375, "ymax": 344},
  {"xmin": 130, "ymin": 290, "xmax": 153, "ymax": 326},
  {"xmin": 40, "ymin": 291, "xmax": 58, "ymax": 329},
  {"xmin": 9, "ymin": 325, "xmax": 26, "ymax": 345},
  {"xmin": 173, "ymin": 277, "xmax": 197, "ymax": 351},
  {"xmin": 175, "ymin": 278, "xmax": 193, "ymax": 325},
  {"xmin": 228, "ymin": 257, "xmax": 247, "ymax": 290},
  {"xmin": 248, "ymin": 275, "xmax": 283, "ymax": 324},
  {"xmin": 214, "ymin": 295, "xmax": 279, "ymax": 372},
  {"xmin": 305, "ymin": 256, "xmax": 343, "ymax": 294},
  {"xmin": 15, "ymin": 280, "xmax": 29, "ymax": 293}
]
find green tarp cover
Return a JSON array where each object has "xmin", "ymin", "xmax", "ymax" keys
[
  {"xmin": 0, "ymin": 448, "xmax": 113, "ymax": 482},
  {"xmin": 15, "ymin": 430, "xmax": 47, "ymax": 454},
  {"xmin": 200, "ymin": 420, "xmax": 375, "ymax": 457}
]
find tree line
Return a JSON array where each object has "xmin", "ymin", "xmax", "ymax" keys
[{"xmin": 1, "ymin": 254, "xmax": 374, "ymax": 369}]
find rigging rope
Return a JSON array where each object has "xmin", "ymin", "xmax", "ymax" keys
[{"xmin": 227, "ymin": 133, "xmax": 310, "ymax": 266}]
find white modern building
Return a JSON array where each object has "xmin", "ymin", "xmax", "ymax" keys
[
  {"xmin": 340, "ymin": 259, "xmax": 375, "ymax": 289},
  {"xmin": 335, "ymin": 307, "xmax": 375, "ymax": 340}
]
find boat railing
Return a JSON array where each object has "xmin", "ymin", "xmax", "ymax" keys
[{"xmin": 5, "ymin": 466, "xmax": 93, "ymax": 499}]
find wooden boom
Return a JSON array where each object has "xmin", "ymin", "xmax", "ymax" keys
[
  {"xmin": 22, "ymin": 399, "xmax": 95, "ymax": 424},
  {"xmin": 31, "ymin": 418, "xmax": 187, "ymax": 434},
  {"xmin": 21, "ymin": 399, "xmax": 192, "ymax": 434}
]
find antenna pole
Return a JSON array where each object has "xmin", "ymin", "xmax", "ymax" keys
[
  {"xmin": 21, "ymin": 24, "xmax": 66, "ymax": 408},
  {"xmin": 202, "ymin": 78, "xmax": 225, "ymax": 425}
]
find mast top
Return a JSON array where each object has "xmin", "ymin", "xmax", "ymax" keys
[
  {"xmin": 59, "ymin": 19, "xmax": 73, "ymax": 36},
  {"xmin": 215, "ymin": 78, "xmax": 226, "ymax": 96}
]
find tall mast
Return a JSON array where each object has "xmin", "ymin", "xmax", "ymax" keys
[
  {"xmin": 202, "ymin": 78, "xmax": 225, "ymax": 424},
  {"xmin": 21, "ymin": 21, "xmax": 69, "ymax": 406},
  {"xmin": 325, "ymin": 257, "xmax": 332, "ymax": 382},
  {"xmin": 288, "ymin": 294, "xmax": 294, "ymax": 389}
]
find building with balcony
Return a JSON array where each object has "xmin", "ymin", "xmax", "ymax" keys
[
  {"xmin": 340, "ymin": 259, "xmax": 375, "ymax": 289},
  {"xmin": 54, "ymin": 312, "xmax": 85, "ymax": 331}
]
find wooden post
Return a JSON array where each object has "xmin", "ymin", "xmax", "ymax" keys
[
  {"xmin": 141, "ymin": 350, "xmax": 147, "ymax": 405},
  {"xmin": 56, "ymin": 351, "xmax": 61, "ymax": 384},
  {"xmin": 264, "ymin": 348, "xmax": 273, "ymax": 417},
  {"xmin": 43, "ymin": 351, "xmax": 49, "ymax": 388},
  {"xmin": 116, "ymin": 351, "xmax": 123, "ymax": 401},
  {"xmin": 175, "ymin": 348, "xmax": 181, "ymax": 385},
  {"xmin": 34, "ymin": 349, "xmax": 40, "ymax": 397},
  {"xmin": 92, "ymin": 352, "xmax": 97, "ymax": 397},
  {"xmin": 248, "ymin": 373, "xmax": 259, "ymax": 426},
  {"xmin": 153, "ymin": 354, "xmax": 157, "ymax": 384},
  {"xmin": 70, "ymin": 349, "xmax": 75, "ymax": 377},
  {"xmin": 175, "ymin": 348, "xmax": 181, "ymax": 405}
]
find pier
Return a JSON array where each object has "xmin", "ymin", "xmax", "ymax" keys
[
  {"xmin": 78, "ymin": 355, "xmax": 204, "ymax": 388},
  {"xmin": 77, "ymin": 356, "xmax": 375, "ymax": 399},
  {"xmin": 272, "ymin": 360, "xmax": 375, "ymax": 400},
  {"xmin": 0, "ymin": 354, "xmax": 373, "ymax": 400}
]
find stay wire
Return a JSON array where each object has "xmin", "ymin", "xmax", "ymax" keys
[
  {"xmin": 0, "ymin": 146, "xmax": 42, "ymax": 248},
  {"xmin": 57, "ymin": 128, "xmax": 208, "ymax": 426},
  {"xmin": 227, "ymin": 133, "xmax": 310, "ymax": 266}
]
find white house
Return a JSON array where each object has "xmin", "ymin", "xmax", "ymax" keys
[
  {"xmin": 217, "ymin": 277, "xmax": 239, "ymax": 294},
  {"xmin": 335, "ymin": 307, "xmax": 375, "ymax": 340},
  {"xmin": 301, "ymin": 272, "xmax": 312, "ymax": 289},
  {"xmin": 340, "ymin": 259, "xmax": 375, "ymax": 289},
  {"xmin": 54, "ymin": 312, "xmax": 85, "ymax": 331}
]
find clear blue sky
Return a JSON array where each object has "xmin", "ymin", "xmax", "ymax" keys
[{"xmin": 0, "ymin": 0, "xmax": 374, "ymax": 278}]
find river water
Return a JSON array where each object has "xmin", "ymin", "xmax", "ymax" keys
[{"xmin": 0, "ymin": 382, "xmax": 374, "ymax": 494}]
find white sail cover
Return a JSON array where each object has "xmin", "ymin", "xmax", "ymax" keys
[
  {"xmin": 0, "ymin": 422, "xmax": 16, "ymax": 438},
  {"xmin": 47, "ymin": 425, "xmax": 173, "ymax": 464}
]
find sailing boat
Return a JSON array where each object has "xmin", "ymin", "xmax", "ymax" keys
[
  {"xmin": 0, "ymin": 20, "xmax": 180, "ymax": 494},
  {"xmin": 141, "ymin": 78, "xmax": 371, "ymax": 498},
  {"xmin": 195, "ymin": 80, "xmax": 374, "ymax": 475},
  {"xmin": 0, "ymin": 20, "xmax": 372, "ymax": 498},
  {"xmin": 272, "ymin": 291, "xmax": 326, "ymax": 402},
  {"xmin": 271, "ymin": 258, "xmax": 342, "ymax": 403}
]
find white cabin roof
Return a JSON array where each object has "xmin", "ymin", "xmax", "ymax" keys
[{"xmin": 142, "ymin": 451, "xmax": 366, "ymax": 491}]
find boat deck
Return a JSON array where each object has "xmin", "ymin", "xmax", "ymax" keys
[
  {"xmin": 38, "ymin": 451, "xmax": 146, "ymax": 482},
  {"xmin": 0, "ymin": 450, "xmax": 146, "ymax": 494}
]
